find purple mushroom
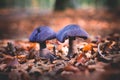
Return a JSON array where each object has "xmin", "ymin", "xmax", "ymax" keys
[
  {"xmin": 29, "ymin": 26, "xmax": 56, "ymax": 62},
  {"xmin": 56, "ymin": 24, "xmax": 89, "ymax": 58}
]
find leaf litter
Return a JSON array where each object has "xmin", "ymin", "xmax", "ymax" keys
[{"xmin": 0, "ymin": 33, "xmax": 120, "ymax": 80}]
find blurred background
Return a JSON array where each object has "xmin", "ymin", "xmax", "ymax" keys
[{"xmin": 0, "ymin": 0, "xmax": 120, "ymax": 39}]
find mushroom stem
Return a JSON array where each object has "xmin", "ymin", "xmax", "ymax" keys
[
  {"xmin": 39, "ymin": 41, "xmax": 46, "ymax": 50},
  {"xmin": 39, "ymin": 42, "xmax": 56, "ymax": 63},
  {"xmin": 68, "ymin": 37, "xmax": 75, "ymax": 58}
]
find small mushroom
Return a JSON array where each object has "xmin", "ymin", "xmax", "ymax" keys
[
  {"xmin": 29, "ymin": 26, "xmax": 56, "ymax": 62},
  {"xmin": 56, "ymin": 24, "xmax": 89, "ymax": 58}
]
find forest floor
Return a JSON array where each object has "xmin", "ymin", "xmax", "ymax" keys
[
  {"xmin": 0, "ymin": 8, "xmax": 120, "ymax": 80},
  {"xmin": 0, "ymin": 8, "xmax": 120, "ymax": 39}
]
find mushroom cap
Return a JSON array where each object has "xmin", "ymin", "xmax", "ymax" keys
[
  {"xmin": 29, "ymin": 26, "xmax": 56, "ymax": 43},
  {"xmin": 56, "ymin": 24, "xmax": 89, "ymax": 43}
]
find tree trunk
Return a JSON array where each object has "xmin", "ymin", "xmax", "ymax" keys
[
  {"xmin": 54, "ymin": 0, "xmax": 75, "ymax": 11},
  {"xmin": 105, "ymin": 0, "xmax": 119, "ymax": 10}
]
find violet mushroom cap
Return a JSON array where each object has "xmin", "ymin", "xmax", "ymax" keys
[
  {"xmin": 57, "ymin": 24, "xmax": 89, "ymax": 43},
  {"xmin": 29, "ymin": 26, "xmax": 56, "ymax": 43},
  {"xmin": 29, "ymin": 26, "xmax": 56, "ymax": 62},
  {"xmin": 56, "ymin": 24, "xmax": 89, "ymax": 58}
]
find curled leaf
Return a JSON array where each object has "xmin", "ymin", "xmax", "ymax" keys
[{"xmin": 98, "ymin": 43, "xmax": 112, "ymax": 61}]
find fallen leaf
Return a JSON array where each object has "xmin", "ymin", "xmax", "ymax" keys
[{"xmin": 82, "ymin": 43, "xmax": 93, "ymax": 52}]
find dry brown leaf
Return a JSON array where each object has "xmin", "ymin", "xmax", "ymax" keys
[
  {"xmin": 76, "ymin": 53, "xmax": 84, "ymax": 62},
  {"xmin": 7, "ymin": 58, "xmax": 20, "ymax": 68},
  {"xmin": 64, "ymin": 65, "xmax": 79, "ymax": 73},
  {"xmin": 82, "ymin": 43, "xmax": 93, "ymax": 52},
  {"xmin": 1, "ymin": 54, "xmax": 14, "ymax": 63}
]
